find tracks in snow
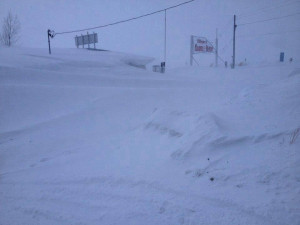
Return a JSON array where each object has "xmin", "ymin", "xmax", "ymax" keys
[{"xmin": 0, "ymin": 174, "xmax": 282, "ymax": 225}]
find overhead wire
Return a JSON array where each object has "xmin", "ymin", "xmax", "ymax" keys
[
  {"xmin": 52, "ymin": 0, "xmax": 297, "ymax": 64},
  {"xmin": 238, "ymin": 12, "xmax": 300, "ymax": 26},
  {"xmin": 218, "ymin": 1, "xmax": 300, "ymax": 64},
  {"xmin": 236, "ymin": 0, "xmax": 285, "ymax": 16},
  {"xmin": 54, "ymin": 0, "xmax": 195, "ymax": 36},
  {"xmin": 237, "ymin": 29, "xmax": 300, "ymax": 38},
  {"xmin": 238, "ymin": 0, "xmax": 300, "ymax": 19}
]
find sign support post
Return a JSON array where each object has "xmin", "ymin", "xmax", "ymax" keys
[{"xmin": 190, "ymin": 35, "xmax": 194, "ymax": 66}]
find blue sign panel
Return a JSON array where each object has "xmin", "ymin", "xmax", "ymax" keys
[{"xmin": 280, "ymin": 52, "xmax": 284, "ymax": 62}]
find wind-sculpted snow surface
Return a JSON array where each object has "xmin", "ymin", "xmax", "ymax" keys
[{"xmin": 0, "ymin": 47, "xmax": 299, "ymax": 225}]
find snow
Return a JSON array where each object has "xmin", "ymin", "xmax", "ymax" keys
[{"xmin": 0, "ymin": 47, "xmax": 299, "ymax": 225}]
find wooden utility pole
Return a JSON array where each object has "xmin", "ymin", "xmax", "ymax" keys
[{"xmin": 232, "ymin": 15, "xmax": 237, "ymax": 69}]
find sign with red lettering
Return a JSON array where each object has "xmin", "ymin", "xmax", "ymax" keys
[{"xmin": 191, "ymin": 36, "xmax": 214, "ymax": 54}]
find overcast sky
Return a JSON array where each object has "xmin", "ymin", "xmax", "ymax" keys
[{"xmin": 1, "ymin": 0, "xmax": 299, "ymax": 67}]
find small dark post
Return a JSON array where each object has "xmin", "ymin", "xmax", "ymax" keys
[
  {"xmin": 161, "ymin": 61, "xmax": 165, "ymax": 73},
  {"xmin": 81, "ymin": 34, "xmax": 84, "ymax": 48},
  {"xmin": 280, "ymin": 52, "xmax": 284, "ymax": 62},
  {"xmin": 87, "ymin": 32, "xmax": 90, "ymax": 49},
  {"xmin": 232, "ymin": 15, "xmax": 237, "ymax": 69},
  {"xmin": 93, "ymin": 32, "xmax": 96, "ymax": 49},
  {"xmin": 47, "ymin": 29, "xmax": 51, "ymax": 55}
]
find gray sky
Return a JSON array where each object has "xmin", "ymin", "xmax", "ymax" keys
[{"xmin": 1, "ymin": 0, "xmax": 299, "ymax": 67}]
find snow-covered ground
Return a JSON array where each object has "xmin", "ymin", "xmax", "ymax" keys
[{"xmin": 0, "ymin": 47, "xmax": 299, "ymax": 225}]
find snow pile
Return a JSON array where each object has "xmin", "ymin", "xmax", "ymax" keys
[{"xmin": 0, "ymin": 47, "xmax": 299, "ymax": 225}]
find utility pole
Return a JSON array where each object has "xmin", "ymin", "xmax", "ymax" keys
[
  {"xmin": 232, "ymin": 15, "xmax": 237, "ymax": 69},
  {"xmin": 47, "ymin": 29, "xmax": 51, "ymax": 55},
  {"xmin": 215, "ymin": 29, "xmax": 218, "ymax": 67}
]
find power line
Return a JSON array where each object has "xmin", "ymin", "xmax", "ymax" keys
[
  {"xmin": 240, "ymin": 1, "xmax": 300, "ymax": 19},
  {"xmin": 239, "ymin": 2, "xmax": 300, "ymax": 20},
  {"xmin": 236, "ymin": 0, "xmax": 287, "ymax": 15},
  {"xmin": 238, "ymin": 12, "xmax": 300, "ymax": 26},
  {"xmin": 238, "ymin": 0, "xmax": 300, "ymax": 19},
  {"xmin": 55, "ymin": 0, "xmax": 195, "ymax": 35},
  {"xmin": 237, "ymin": 29, "xmax": 300, "ymax": 38}
]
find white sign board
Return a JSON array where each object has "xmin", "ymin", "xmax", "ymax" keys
[
  {"xmin": 191, "ymin": 36, "xmax": 214, "ymax": 54},
  {"xmin": 190, "ymin": 35, "xmax": 215, "ymax": 66}
]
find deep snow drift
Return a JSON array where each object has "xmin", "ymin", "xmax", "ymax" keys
[{"xmin": 0, "ymin": 47, "xmax": 299, "ymax": 225}]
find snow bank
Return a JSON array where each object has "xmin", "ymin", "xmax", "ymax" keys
[{"xmin": 0, "ymin": 47, "xmax": 299, "ymax": 225}]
